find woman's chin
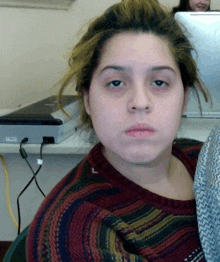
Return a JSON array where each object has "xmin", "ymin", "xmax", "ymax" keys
[{"xmin": 117, "ymin": 149, "xmax": 160, "ymax": 166}]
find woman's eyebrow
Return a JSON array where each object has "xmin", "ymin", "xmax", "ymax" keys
[
  {"xmin": 149, "ymin": 66, "xmax": 177, "ymax": 75},
  {"xmin": 100, "ymin": 65, "xmax": 130, "ymax": 74},
  {"xmin": 100, "ymin": 65, "xmax": 177, "ymax": 75}
]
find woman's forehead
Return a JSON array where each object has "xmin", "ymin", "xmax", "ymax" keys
[{"xmin": 95, "ymin": 32, "xmax": 179, "ymax": 74}]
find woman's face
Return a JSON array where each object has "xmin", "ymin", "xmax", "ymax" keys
[
  {"xmin": 188, "ymin": 0, "xmax": 210, "ymax": 11},
  {"xmin": 83, "ymin": 32, "xmax": 188, "ymax": 165}
]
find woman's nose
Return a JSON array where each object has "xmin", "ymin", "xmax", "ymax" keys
[{"xmin": 127, "ymin": 83, "xmax": 152, "ymax": 113}]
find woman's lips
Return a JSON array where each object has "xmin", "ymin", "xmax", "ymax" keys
[
  {"xmin": 197, "ymin": 5, "xmax": 207, "ymax": 9},
  {"xmin": 125, "ymin": 124, "xmax": 155, "ymax": 138}
]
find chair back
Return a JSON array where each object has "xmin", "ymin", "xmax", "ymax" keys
[{"xmin": 3, "ymin": 226, "xmax": 29, "ymax": 262}]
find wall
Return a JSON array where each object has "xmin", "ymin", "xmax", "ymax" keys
[
  {"xmin": 1, "ymin": 0, "xmax": 220, "ymax": 109},
  {"xmin": 0, "ymin": 0, "xmax": 119, "ymax": 109}
]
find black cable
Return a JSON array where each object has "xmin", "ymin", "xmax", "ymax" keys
[
  {"xmin": 23, "ymin": 156, "xmax": 45, "ymax": 197},
  {"xmin": 19, "ymin": 138, "xmax": 45, "ymax": 197},
  {"xmin": 17, "ymin": 139, "xmax": 47, "ymax": 235}
]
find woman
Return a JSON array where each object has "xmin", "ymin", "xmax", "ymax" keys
[
  {"xmin": 172, "ymin": 0, "xmax": 211, "ymax": 15},
  {"xmin": 26, "ymin": 0, "xmax": 210, "ymax": 261}
]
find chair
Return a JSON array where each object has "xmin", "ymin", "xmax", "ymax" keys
[{"xmin": 3, "ymin": 226, "xmax": 29, "ymax": 262}]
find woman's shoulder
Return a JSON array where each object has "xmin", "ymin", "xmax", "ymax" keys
[
  {"xmin": 173, "ymin": 138, "xmax": 204, "ymax": 177},
  {"xmin": 173, "ymin": 138, "xmax": 203, "ymax": 154}
]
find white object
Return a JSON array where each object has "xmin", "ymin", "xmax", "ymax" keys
[
  {"xmin": 37, "ymin": 159, "xmax": 43, "ymax": 165},
  {"xmin": 175, "ymin": 12, "xmax": 220, "ymax": 118},
  {"xmin": 0, "ymin": 95, "xmax": 81, "ymax": 144}
]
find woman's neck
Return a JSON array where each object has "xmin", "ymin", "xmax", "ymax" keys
[
  {"xmin": 102, "ymin": 144, "xmax": 173, "ymax": 186},
  {"xmin": 102, "ymin": 144, "xmax": 194, "ymax": 200}
]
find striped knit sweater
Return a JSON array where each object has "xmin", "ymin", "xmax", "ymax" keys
[{"xmin": 26, "ymin": 138, "xmax": 205, "ymax": 262}]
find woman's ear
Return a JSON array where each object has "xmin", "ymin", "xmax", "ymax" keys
[
  {"xmin": 83, "ymin": 90, "xmax": 91, "ymax": 115},
  {"xmin": 182, "ymin": 87, "xmax": 190, "ymax": 114}
]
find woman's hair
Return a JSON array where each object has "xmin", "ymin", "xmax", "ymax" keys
[
  {"xmin": 58, "ymin": 0, "xmax": 210, "ymax": 130},
  {"xmin": 172, "ymin": 0, "xmax": 211, "ymax": 15}
]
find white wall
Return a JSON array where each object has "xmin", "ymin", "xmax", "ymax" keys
[
  {"xmin": 0, "ymin": 0, "xmax": 119, "ymax": 109},
  {"xmin": 1, "ymin": 0, "xmax": 220, "ymax": 110}
]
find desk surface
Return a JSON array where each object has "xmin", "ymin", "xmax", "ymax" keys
[
  {"xmin": 0, "ymin": 128, "xmax": 95, "ymax": 154},
  {"xmin": 0, "ymin": 109, "xmax": 219, "ymax": 154}
]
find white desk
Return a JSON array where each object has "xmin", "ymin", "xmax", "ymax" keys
[
  {"xmin": 0, "ymin": 116, "xmax": 219, "ymax": 155},
  {"xmin": 177, "ymin": 117, "xmax": 220, "ymax": 142},
  {"xmin": 0, "ymin": 128, "xmax": 94, "ymax": 154}
]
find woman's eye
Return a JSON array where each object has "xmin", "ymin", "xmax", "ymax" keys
[
  {"xmin": 107, "ymin": 80, "xmax": 124, "ymax": 87},
  {"xmin": 152, "ymin": 80, "xmax": 168, "ymax": 87}
]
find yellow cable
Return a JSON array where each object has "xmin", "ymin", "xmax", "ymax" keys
[{"xmin": 0, "ymin": 154, "xmax": 18, "ymax": 229}]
